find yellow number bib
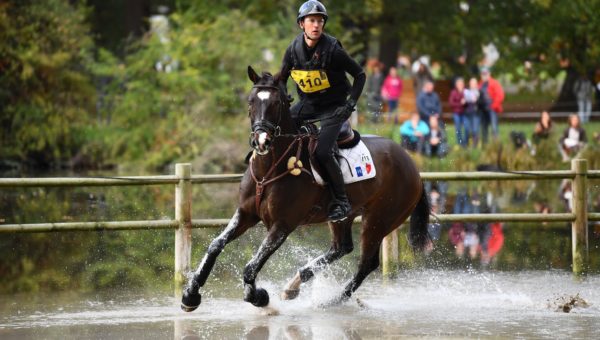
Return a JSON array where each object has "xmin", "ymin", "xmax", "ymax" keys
[{"xmin": 290, "ymin": 70, "xmax": 331, "ymax": 93}]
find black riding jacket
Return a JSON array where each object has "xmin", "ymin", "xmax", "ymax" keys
[{"xmin": 280, "ymin": 33, "xmax": 365, "ymax": 116}]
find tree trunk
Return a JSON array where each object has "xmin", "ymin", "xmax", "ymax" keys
[
  {"xmin": 340, "ymin": 17, "xmax": 370, "ymax": 67},
  {"xmin": 377, "ymin": 0, "xmax": 400, "ymax": 72},
  {"xmin": 125, "ymin": 0, "xmax": 150, "ymax": 38}
]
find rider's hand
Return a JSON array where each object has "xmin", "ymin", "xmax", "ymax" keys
[{"xmin": 334, "ymin": 99, "xmax": 356, "ymax": 121}]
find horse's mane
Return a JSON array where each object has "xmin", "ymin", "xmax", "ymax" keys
[{"xmin": 257, "ymin": 72, "xmax": 281, "ymax": 86}]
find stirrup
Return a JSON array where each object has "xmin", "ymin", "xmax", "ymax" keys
[{"xmin": 328, "ymin": 201, "xmax": 351, "ymax": 222}]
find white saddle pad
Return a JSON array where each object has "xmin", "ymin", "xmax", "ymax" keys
[{"xmin": 311, "ymin": 140, "xmax": 377, "ymax": 185}]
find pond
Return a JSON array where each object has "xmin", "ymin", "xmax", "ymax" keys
[
  {"xmin": 1, "ymin": 271, "xmax": 599, "ymax": 339},
  {"xmin": 1, "ymin": 170, "xmax": 600, "ymax": 338}
]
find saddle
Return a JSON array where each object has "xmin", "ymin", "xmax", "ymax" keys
[
  {"xmin": 302, "ymin": 120, "xmax": 361, "ymax": 151},
  {"xmin": 304, "ymin": 121, "xmax": 372, "ymax": 185}
]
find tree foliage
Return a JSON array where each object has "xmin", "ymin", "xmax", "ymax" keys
[
  {"xmin": 92, "ymin": 9, "xmax": 290, "ymax": 168},
  {"xmin": 1, "ymin": 0, "xmax": 599, "ymax": 169},
  {"xmin": 0, "ymin": 0, "xmax": 96, "ymax": 167}
]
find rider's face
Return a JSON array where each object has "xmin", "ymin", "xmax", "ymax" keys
[{"xmin": 300, "ymin": 15, "xmax": 324, "ymax": 40}]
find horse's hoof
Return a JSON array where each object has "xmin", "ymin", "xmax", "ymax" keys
[
  {"xmin": 281, "ymin": 289, "xmax": 300, "ymax": 300},
  {"xmin": 317, "ymin": 298, "xmax": 340, "ymax": 309},
  {"xmin": 252, "ymin": 288, "xmax": 270, "ymax": 307},
  {"xmin": 318, "ymin": 292, "xmax": 350, "ymax": 309},
  {"xmin": 181, "ymin": 290, "xmax": 201, "ymax": 312}
]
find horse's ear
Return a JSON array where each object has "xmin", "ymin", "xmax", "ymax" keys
[{"xmin": 248, "ymin": 66, "xmax": 260, "ymax": 84}]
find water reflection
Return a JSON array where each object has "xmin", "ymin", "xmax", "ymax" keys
[
  {"xmin": 424, "ymin": 181, "xmax": 447, "ymax": 243},
  {"xmin": 1, "ymin": 174, "xmax": 600, "ymax": 298},
  {"xmin": 425, "ymin": 183, "xmax": 506, "ymax": 267},
  {"xmin": 175, "ymin": 319, "xmax": 362, "ymax": 340}
]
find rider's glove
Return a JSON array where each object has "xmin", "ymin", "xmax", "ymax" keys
[{"xmin": 334, "ymin": 99, "xmax": 356, "ymax": 121}]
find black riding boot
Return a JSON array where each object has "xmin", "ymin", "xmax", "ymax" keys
[{"xmin": 321, "ymin": 155, "xmax": 351, "ymax": 221}]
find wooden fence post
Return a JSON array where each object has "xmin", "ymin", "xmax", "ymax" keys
[
  {"xmin": 381, "ymin": 228, "xmax": 399, "ymax": 276},
  {"xmin": 571, "ymin": 158, "xmax": 588, "ymax": 275},
  {"xmin": 174, "ymin": 163, "xmax": 192, "ymax": 294}
]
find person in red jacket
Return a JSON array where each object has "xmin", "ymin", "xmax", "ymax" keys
[
  {"xmin": 479, "ymin": 67, "xmax": 505, "ymax": 144},
  {"xmin": 381, "ymin": 66, "xmax": 403, "ymax": 114}
]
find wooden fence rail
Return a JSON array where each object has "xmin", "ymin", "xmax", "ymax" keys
[{"xmin": 1, "ymin": 160, "xmax": 598, "ymax": 284}]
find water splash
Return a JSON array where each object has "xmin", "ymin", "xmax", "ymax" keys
[{"xmin": 2, "ymin": 270, "xmax": 600, "ymax": 338}]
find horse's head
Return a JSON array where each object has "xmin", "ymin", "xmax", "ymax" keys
[{"xmin": 247, "ymin": 66, "xmax": 292, "ymax": 155}]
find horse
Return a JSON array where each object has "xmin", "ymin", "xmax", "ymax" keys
[{"xmin": 181, "ymin": 66, "xmax": 430, "ymax": 311}]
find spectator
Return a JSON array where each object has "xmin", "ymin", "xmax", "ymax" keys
[
  {"xmin": 559, "ymin": 179, "xmax": 573, "ymax": 212},
  {"xmin": 412, "ymin": 57, "xmax": 433, "ymax": 94},
  {"xmin": 365, "ymin": 59, "xmax": 384, "ymax": 121},
  {"xmin": 425, "ymin": 181, "xmax": 447, "ymax": 244},
  {"xmin": 416, "ymin": 80, "xmax": 442, "ymax": 125},
  {"xmin": 449, "ymin": 222, "xmax": 466, "ymax": 258},
  {"xmin": 381, "ymin": 66, "xmax": 403, "ymax": 115},
  {"xmin": 479, "ymin": 222, "xmax": 504, "ymax": 267},
  {"xmin": 400, "ymin": 112, "xmax": 429, "ymax": 153},
  {"xmin": 430, "ymin": 61, "xmax": 442, "ymax": 80},
  {"xmin": 396, "ymin": 55, "xmax": 412, "ymax": 79},
  {"xmin": 463, "ymin": 227, "xmax": 480, "ymax": 260},
  {"xmin": 573, "ymin": 74, "xmax": 594, "ymax": 123},
  {"xmin": 594, "ymin": 68, "xmax": 600, "ymax": 110},
  {"xmin": 479, "ymin": 67, "xmax": 505, "ymax": 144},
  {"xmin": 534, "ymin": 201, "xmax": 551, "ymax": 226},
  {"xmin": 425, "ymin": 115, "xmax": 448, "ymax": 158},
  {"xmin": 559, "ymin": 114, "xmax": 587, "ymax": 161},
  {"xmin": 449, "ymin": 77, "xmax": 467, "ymax": 146},
  {"xmin": 450, "ymin": 189, "xmax": 480, "ymax": 259},
  {"xmin": 532, "ymin": 110, "xmax": 553, "ymax": 143},
  {"xmin": 463, "ymin": 77, "xmax": 480, "ymax": 147}
]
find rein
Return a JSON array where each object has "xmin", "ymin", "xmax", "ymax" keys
[{"xmin": 249, "ymin": 134, "xmax": 313, "ymax": 214}]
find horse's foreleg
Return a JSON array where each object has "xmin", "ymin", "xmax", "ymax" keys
[
  {"xmin": 281, "ymin": 220, "xmax": 353, "ymax": 300},
  {"xmin": 181, "ymin": 209, "xmax": 258, "ymax": 312},
  {"xmin": 243, "ymin": 225, "xmax": 292, "ymax": 307}
]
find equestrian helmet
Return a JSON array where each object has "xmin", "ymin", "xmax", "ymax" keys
[{"xmin": 297, "ymin": 0, "xmax": 328, "ymax": 24}]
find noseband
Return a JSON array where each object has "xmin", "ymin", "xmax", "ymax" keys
[{"xmin": 249, "ymin": 84, "xmax": 285, "ymax": 154}]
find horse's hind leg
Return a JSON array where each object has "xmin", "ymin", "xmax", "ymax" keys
[
  {"xmin": 281, "ymin": 218, "xmax": 354, "ymax": 300},
  {"xmin": 243, "ymin": 223, "xmax": 294, "ymax": 307},
  {"xmin": 181, "ymin": 209, "xmax": 258, "ymax": 312},
  {"xmin": 322, "ymin": 221, "xmax": 385, "ymax": 307}
]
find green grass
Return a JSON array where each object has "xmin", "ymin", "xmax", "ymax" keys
[{"xmin": 356, "ymin": 120, "xmax": 600, "ymax": 172}]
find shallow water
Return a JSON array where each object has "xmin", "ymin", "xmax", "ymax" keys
[{"xmin": 1, "ymin": 270, "xmax": 599, "ymax": 339}]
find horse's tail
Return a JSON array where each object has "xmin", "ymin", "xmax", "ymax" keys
[{"xmin": 409, "ymin": 181, "xmax": 431, "ymax": 252}]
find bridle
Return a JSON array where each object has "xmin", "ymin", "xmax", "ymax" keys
[
  {"xmin": 247, "ymin": 83, "xmax": 314, "ymax": 214},
  {"xmin": 248, "ymin": 84, "xmax": 288, "ymax": 155}
]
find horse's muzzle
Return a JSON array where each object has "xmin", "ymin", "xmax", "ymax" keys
[{"xmin": 249, "ymin": 130, "xmax": 272, "ymax": 155}]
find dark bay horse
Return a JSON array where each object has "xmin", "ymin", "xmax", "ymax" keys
[{"xmin": 181, "ymin": 66, "xmax": 430, "ymax": 311}]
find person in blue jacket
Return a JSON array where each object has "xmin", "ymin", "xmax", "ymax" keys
[
  {"xmin": 400, "ymin": 112, "xmax": 430, "ymax": 153},
  {"xmin": 416, "ymin": 80, "xmax": 442, "ymax": 125}
]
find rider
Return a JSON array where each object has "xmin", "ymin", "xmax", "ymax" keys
[{"xmin": 279, "ymin": 0, "xmax": 366, "ymax": 221}]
